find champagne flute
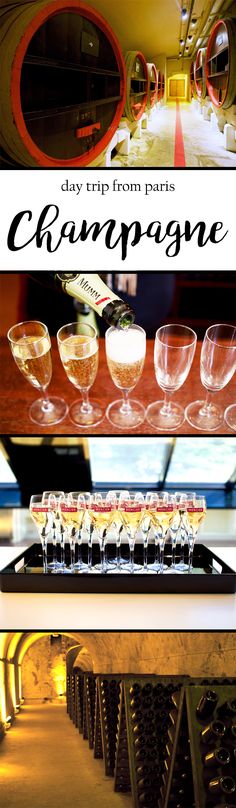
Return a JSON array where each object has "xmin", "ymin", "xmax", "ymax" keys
[
  {"xmin": 174, "ymin": 492, "xmax": 196, "ymax": 572},
  {"xmin": 146, "ymin": 324, "xmax": 197, "ymax": 431},
  {"xmin": 185, "ymin": 324, "xmax": 236, "ymax": 431},
  {"xmin": 89, "ymin": 493, "xmax": 116, "ymax": 573},
  {"xmin": 120, "ymin": 493, "xmax": 145, "ymax": 573},
  {"xmin": 105, "ymin": 325, "xmax": 146, "ymax": 429},
  {"xmin": 29, "ymin": 494, "xmax": 52, "ymax": 572},
  {"xmin": 60, "ymin": 493, "xmax": 87, "ymax": 572},
  {"xmin": 57, "ymin": 322, "xmax": 104, "ymax": 427},
  {"xmin": 156, "ymin": 493, "xmax": 176, "ymax": 573},
  {"xmin": 146, "ymin": 492, "xmax": 169, "ymax": 572},
  {"xmin": 42, "ymin": 491, "xmax": 65, "ymax": 571},
  {"xmin": 107, "ymin": 489, "xmax": 130, "ymax": 569},
  {"xmin": 7, "ymin": 320, "xmax": 68, "ymax": 425},
  {"xmin": 185, "ymin": 495, "xmax": 207, "ymax": 571}
]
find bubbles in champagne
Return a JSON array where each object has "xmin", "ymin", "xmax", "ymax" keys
[
  {"xmin": 59, "ymin": 334, "xmax": 98, "ymax": 389},
  {"xmin": 12, "ymin": 335, "xmax": 52, "ymax": 389},
  {"xmin": 106, "ymin": 328, "xmax": 145, "ymax": 390}
]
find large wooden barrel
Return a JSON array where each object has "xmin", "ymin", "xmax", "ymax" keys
[
  {"xmin": 147, "ymin": 63, "xmax": 158, "ymax": 109},
  {"xmin": 124, "ymin": 50, "xmax": 148, "ymax": 121},
  {"xmin": 158, "ymin": 71, "xmax": 165, "ymax": 100},
  {"xmin": 194, "ymin": 47, "xmax": 207, "ymax": 99},
  {"xmin": 206, "ymin": 18, "xmax": 236, "ymax": 109},
  {"xmin": 0, "ymin": 0, "xmax": 126, "ymax": 166}
]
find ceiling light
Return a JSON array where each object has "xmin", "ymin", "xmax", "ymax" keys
[
  {"xmin": 191, "ymin": 17, "xmax": 197, "ymax": 27},
  {"xmin": 185, "ymin": 47, "xmax": 189, "ymax": 52},
  {"xmin": 188, "ymin": 35, "xmax": 193, "ymax": 42},
  {"xmin": 180, "ymin": 39, "xmax": 184, "ymax": 46},
  {"xmin": 181, "ymin": 8, "xmax": 188, "ymax": 20}
]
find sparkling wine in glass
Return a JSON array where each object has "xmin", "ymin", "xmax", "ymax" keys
[
  {"xmin": 146, "ymin": 492, "xmax": 170, "ymax": 572},
  {"xmin": 107, "ymin": 490, "xmax": 130, "ymax": 569},
  {"xmin": 186, "ymin": 496, "xmax": 207, "ymax": 571},
  {"xmin": 174, "ymin": 492, "xmax": 195, "ymax": 572},
  {"xmin": 146, "ymin": 324, "xmax": 197, "ymax": 431},
  {"xmin": 57, "ymin": 322, "xmax": 103, "ymax": 427},
  {"xmin": 105, "ymin": 325, "xmax": 146, "ymax": 429},
  {"xmin": 185, "ymin": 324, "xmax": 236, "ymax": 431},
  {"xmin": 7, "ymin": 321, "xmax": 68, "ymax": 425},
  {"xmin": 60, "ymin": 493, "xmax": 87, "ymax": 572},
  {"xmin": 120, "ymin": 493, "xmax": 145, "ymax": 573},
  {"xmin": 42, "ymin": 491, "xmax": 65, "ymax": 571},
  {"xmin": 89, "ymin": 494, "xmax": 116, "ymax": 573},
  {"xmin": 29, "ymin": 494, "xmax": 52, "ymax": 572}
]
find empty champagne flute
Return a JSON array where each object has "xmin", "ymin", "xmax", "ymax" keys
[
  {"xmin": 185, "ymin": 324, "xmax": 236, "ymax": 431},
  {"xmin": 146, "ymin": 324, "xmax": 197, "ymax": 431},
  {"xmin": 120, "ymin": 493, "xmax": 145, "ymax": 573},
  {"xmin": 42, "ymin": 491, "xmax": 65, "ymax": 571},
  {"xmin": 57, "ymin": 322, "xmax": 103, "ymax": 427},
  {"xmin": 105, "ymin": 325, "xmax": 146, "ymax": 429},
  {"xmin": 7, "ymin": 320, "xmax": 68, "ymax": 425},
  {"xmin": 185, "ymin": 495, "xmax": 207, "ymax": 571},
  {"xmin": 29, "ymin": 494, "xmax": 52, "ymax": 572},
  {"xmin": 89, "ymin": 493, "xmax": 116, "ymax": 573}
]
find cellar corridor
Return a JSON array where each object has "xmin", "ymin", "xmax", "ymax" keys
[
  {"xmin": 0, "ymin": 702, "xmax": 132, "ymax": 808},
  {"xmin": 112, "ymin": 102, "xmax": 236, "ymax": 168}
]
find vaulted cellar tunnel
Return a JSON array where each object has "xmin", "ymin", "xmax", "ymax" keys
[
  {"xmin": 1, "ymin": 632, "xmax": 236, "ymax": 808},
  {"xmin": 1, "ymin": 0, "xmax": 236, "ymax": 168}
]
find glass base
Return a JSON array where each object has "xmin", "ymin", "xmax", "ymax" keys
[
  {"xmin": 94, "ymin": 562, "xmax": 116, "ymax": 573},
  {"xmin": 224, "ymin": 404, "xmax": 236, "ymax": 431},
  {"xmin": 175, "ymin": 561, "xmax": 189, "ymax": 572},
  {"xmin": 147, "ymin": 562, "xmax": 168, "ymax": 572},
  {"xmin": 73, "ymin": 561, "xmax": 89, "ymax": 572},
  {"xmin": 69, "ymin": 399, "xmax": 104, "ymax": 428},
  {"xmin": 106, "ymin": 399, "xmax": 145, "ymax": 430},
  {"xmin": 146, "ymin": 400, "xmax": 185, "ymax": 431},
  {"xmin": 185, "ymin": 400, "xmax": 223, "ymax": 431},
  {"xmin": 121, "ymin": 562, "xmax": 142, "ymax": 573},
  {"xmin": 30, "ymin": 396, "xmax": 68, "ymax": 426}
]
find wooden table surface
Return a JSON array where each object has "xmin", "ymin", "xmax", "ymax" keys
[{"xmin": 0, "ymin": 337, "xmax": 235, "ymax": 435}]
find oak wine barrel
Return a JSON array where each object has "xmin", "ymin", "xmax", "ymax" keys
[
  {"xmin": 124, "ymin": 50, "xmax": 148, "ymax": 121},
  {"xmin": 206, "ymin": 18, "xmax": 236, "ymax": 109},
  {"xmin": 157, "ymin": 71, "xmax": 165, "ymax": 101},
  {"xmin": 0, "ymin": 0, "xmax": 126, "ymax": 166},
  {"xmin": 147, "ymin": 62, "xmax": 158, "ymax": 109},
  {"xmin": 194, "ymin": 47, "xmax": 207, "ymax": 99}
]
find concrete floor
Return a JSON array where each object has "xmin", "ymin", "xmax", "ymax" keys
[
  {"xmin": 112, "ymin": 102, "xmax": 236, "ymax": 168},
  {"xmin": 0, "ymin": 703, "xmax": 132, "ymax": 808}
]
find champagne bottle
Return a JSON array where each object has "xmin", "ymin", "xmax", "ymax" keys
[
  {"xmin": 30, "ymin": 272, "xmax": 135, "ymax": 328},
  {"xmin": 196, "ymin": 690, "xmax": 218, "ymax": 721}
]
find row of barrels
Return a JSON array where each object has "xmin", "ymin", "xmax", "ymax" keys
[
  {"xmin": 0, "ymin": 0, "xmax": 164, "ymax": 168},
  {"xmin": 190, "ymin": 18, "xmax": 236, "ymax": 109}
]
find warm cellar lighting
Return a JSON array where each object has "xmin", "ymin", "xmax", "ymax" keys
[
  {"xmin": 181, "ymin": 8, "xmax": 188, "ymax": 20},
  {"xmin": 188, "ymin": 35, "xmax": 193, "ymax": 41},
  {"xmin": 180, "ymin": 39, "xmax": 184, "ymax": 46},
  {"xmin": 191, "ymin": 17, "xmax": 197, "ymax": 26},
  {"xmin": 5, "ymin": 716, "xmax": 12, "ymax": 730}
]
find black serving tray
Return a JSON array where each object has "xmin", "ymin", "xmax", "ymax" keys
[{"xmin": 0, "ymin": 543, "xmax": 235, "ymax": 593}]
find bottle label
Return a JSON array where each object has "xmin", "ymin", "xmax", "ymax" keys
[{"xmin": 60, "ymin": 273, "xmax": 121, "ymax": 316}]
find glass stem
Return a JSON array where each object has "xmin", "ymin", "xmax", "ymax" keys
[
  {"xmin": 160, "ymin": 391, "xmax": 172, "ymax": 417},
  {"xmin": 87, "ymin": 526, "xmax": 93, "ymax": 570},
  {"xmin": 188, "ymin": 533, "xmax": 194, "ymax": 572},
  {"xmin": 70, "ymin": 540, "xmax": 75, "ymax": 571},
  {"xmin": 81, "ymin": 389, "xmax": 92, "ymax": 414},
  {"xmin": 143, "ymin": 536, "xmax": 148, "ymax": 571},
  {"xmin": 52, "ymin": 528, "xmax": 57, "ymax": 566},
  {"xmin": 129, "ymin": 540, "xmax": 135, "ymax": 574},
  {"xmin": 60, "ymin": 532, "xmax": 65, "ymax": 568},
  {"xmin": 120, "ymin": 389, "xmax": 132, "ymax": 415},
  {"xmin": 100, "ymin": 530, "xmax": 106, "ymax": 572},
  {"xmin": 41, "ymin": 387, "xmax": 52, "ymax": 412},
  {"xmin": 200, "ymin": 390, "xmax": 213, "ymax": 416},
  {"xmin": 77, "ymin": 529, "xmax": 82, "ymax": 568},
  {"xmin": 42, "ymin": 538, "xmax": 47, "ymax": 573},
  {"xmin": 155, "ymin": 538, "xmax": 160, "ymax": 566},
  {"xmin": 116, "ymin": 529, "xmax": 122, "ymax": 567},
  {"xmin": 159, "ymin": 539, "xmax": 165, "ymax": 573}
]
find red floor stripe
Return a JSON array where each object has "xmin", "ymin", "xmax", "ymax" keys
[{"xmin": 174, "ymin": 99, "xmax": 186, "ymax": 167}]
